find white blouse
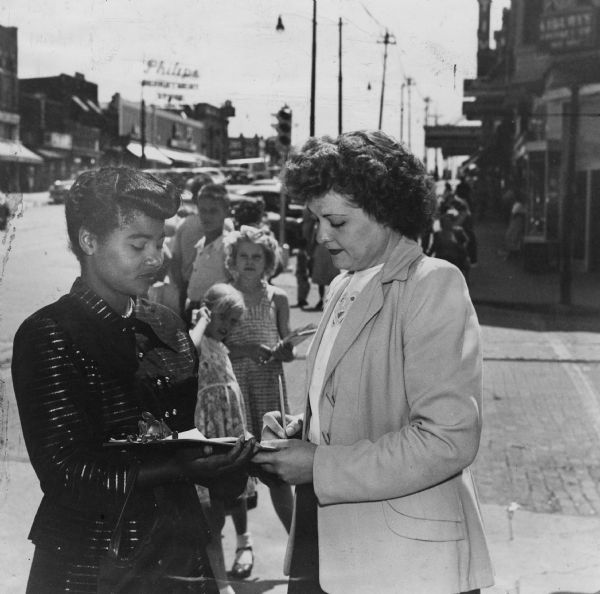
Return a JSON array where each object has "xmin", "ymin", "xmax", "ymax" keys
[{"xmin": 308, "ymin": 263, "xmax": 383, "ymax": 444}]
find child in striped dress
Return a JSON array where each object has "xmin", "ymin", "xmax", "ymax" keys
[{"xmin": 223, "ymin": 226, "xmax": 295, "ymax": 580}]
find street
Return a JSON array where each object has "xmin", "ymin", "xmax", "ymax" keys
[{"xmin": 2, "ymin": 196, "xmax": 600, "ymax": 593}]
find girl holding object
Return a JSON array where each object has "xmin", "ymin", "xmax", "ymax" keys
[{"xmin": 223, "ymin": 226, "xmax": 296, "ymax": 579}]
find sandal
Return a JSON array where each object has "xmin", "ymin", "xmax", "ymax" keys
[{"xmin": 229, "ymin": 546, "xmax": 254, "ymax": 579}]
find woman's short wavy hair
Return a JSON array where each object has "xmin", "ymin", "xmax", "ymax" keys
[
  {"xmin": 223, "ymin": 225, "xmax": 280, "ymax": 278},
  {"xmin": 283, "ymin": 130, "xmax": 434, "ymax": 239},
  {"xmin": 65, "ymin": 167, "xmax": 181, "ymax": 262}
]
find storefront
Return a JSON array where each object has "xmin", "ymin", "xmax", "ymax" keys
[
  {"xmin": 515, "ymin": 138, "xmax": 561, "ymax": 271},
  {"xmin": 0, "ymin": 139, "xmax": 43, "ymax": 192}
]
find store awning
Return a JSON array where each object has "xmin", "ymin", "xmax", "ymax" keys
[
  {"xmin": 36, "ymin": 148, "xmax": 67, "ymax": 160},
  {"xmin": 158, "ymin": 146, "xmax": 205, "ymax": 165},
  {"xmin": 72, "ymin": 95, "xmax": 90, "ymax": 112},
  {"xmin": 0, "ymin": 140, "xmax": 44, "ymax": 164},
  {"xmin": 126, "ymin": 142, "xmax": 172, "ymax": 165}
]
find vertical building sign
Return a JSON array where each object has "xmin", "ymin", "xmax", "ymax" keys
[{"xmin": 539, "ymin": 1, "xmax": 598, "ymax": 53}]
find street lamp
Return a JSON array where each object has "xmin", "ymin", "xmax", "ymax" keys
[{"xmin": 276, "ymin": 1, "xmax": 317, "ymax": 137}]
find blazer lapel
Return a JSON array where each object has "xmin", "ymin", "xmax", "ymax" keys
[
  {"xmin": 321, "ymin": 275, "xmax": 384, "ymax": 387},
  {"xmin": 302, "ymin": 274, "xmax": 351, "ymax": 439}
]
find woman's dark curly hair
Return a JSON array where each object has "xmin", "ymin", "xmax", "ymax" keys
[
  {"xmin": 65, "ymin": 167, "xmax": 181, "ymax": 262},
  {"xmin": 283, "ymin": 130, "xmax": 434, "ymax": 239}
]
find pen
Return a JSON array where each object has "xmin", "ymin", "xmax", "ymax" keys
[{"xmin": 278, "ymin": 374, "xmax": 287, "ymax": 439}]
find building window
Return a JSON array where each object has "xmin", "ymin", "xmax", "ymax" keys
[{"xmin": 522, "ymin": 0, "xmax": 543, "ymax": 45}]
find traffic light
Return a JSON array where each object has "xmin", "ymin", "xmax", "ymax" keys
[{"xmin": 275, "ymin": 105, "xmax": 292, "ymax": 148}]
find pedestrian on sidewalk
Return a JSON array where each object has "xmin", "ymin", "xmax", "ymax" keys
[
  {"xmin": 11, "ymin": 167, "xmax": 255, "ymax": 593},
  {"xmin": 168, "ymin": 176, "xmax": 208, "ymax": 316},
  {"xmin": 455, "ymin": 174, "xmax": 473, "ymax": 210},
  {"xmin": 223, "ymin": 225, "xmax": 296, "ymax": 580},
  {"xmin": 427, "ymin": 208, "xmax": 471, "ymax": 281},
  {"xmin": 292, "ymin": 236, "xmax": 310, "ymax": 308},
  {"xmin": 254, "ymin": 131, "xmax": 494, "ymax": 594},
  {"xmin": 189, "ymin": 283, "xmax": 252, "ymax": 594},
  {"xmin": 452, "ymin": 195, "xmax": 478, "ymax": 266},
  {"xmin": 504, "ymin": 196, "xmax": 527, "ymax": 260},
  {"xmin": 302, "ymin": 211, "xmax": 339, "ymax": 311}
]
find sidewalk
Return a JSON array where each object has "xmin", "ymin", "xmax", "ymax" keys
[
  {"xmin": 2, "ymin": 195, "xmax": 599, "ymax": 593},
  {"xmin": 468, "ymin": 217, "xmax": 600, "ymax": 314},
  {"xmin": 15, "ymin": 191, "xmax": 50, "ymax": 209}
]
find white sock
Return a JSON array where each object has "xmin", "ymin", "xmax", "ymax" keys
[{"xmin": 236, "ymin": 532, "xmax": 253, "ymax": 549}]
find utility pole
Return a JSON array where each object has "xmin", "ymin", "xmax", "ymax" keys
[
  {"xmin": 400, "ymin": 80, "xmax": 406, "ymax": 143},
  {"xmin": 310, "ymin": 0, "xmax": 317, "ymax": 136},
  {"xmin": 140, "ymin": 81, "xmax": 147, "ymax": 168},
  {"xmin": 338, "ymin": 17, "xmax": 343, "ymax": 135},
  {"xmin": 434, "ymin": 112, "xmax": 439, "ymax": 179},
  {"xmin": 560, "ymin": 83, "xmax": 579, "ymax": 305},
  {"xmin": 423, "ymin": 97, "xmax": 431, "ymax": 172},
  {"xmin": 377, "ymin": 30, "xmax": 396, "ymax": 130},
  {"xmin": 406, "ymin": 77, "xmax": 413, "ymax": 150},
  {"xmin": 277, "ymin": 6, "xmax": 317, "ymax": 137}
]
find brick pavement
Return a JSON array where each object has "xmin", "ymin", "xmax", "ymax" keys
[
  {"xmin": 474, "ymin": 358, "xmax": 600, "ymax": 516},
  {"xmin": 277, "ymin": 265, "xmax": 600, "ymax": 520}
]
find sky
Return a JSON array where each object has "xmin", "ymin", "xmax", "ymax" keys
[{"xmin": 1, "ymin": 0, "xmax": 510, "ymax": 161}]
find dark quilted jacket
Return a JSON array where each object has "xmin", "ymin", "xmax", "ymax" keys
[{"xmin": 11, "ymin": 279, "xmax": 209, "ymax": 565}]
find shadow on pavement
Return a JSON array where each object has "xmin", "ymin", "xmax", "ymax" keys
[{"xmin": 475, "ymin": 303, "xmax": 600, "ymax": 332}]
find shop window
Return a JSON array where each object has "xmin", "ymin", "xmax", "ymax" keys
[
  {"xmin": 526, "ymin": 154, "xmax": 546, "ymax": 236},
  {"xmin": 573, "ymin": 171, "xmax": 587, "ymax": 260},
  {"xmin": 590, "ymin": 170, "xmax": 600, "ymax": 271},
  {"xmin": 546, "ymin": 152, "xmax": 560, "ymax": 241}
]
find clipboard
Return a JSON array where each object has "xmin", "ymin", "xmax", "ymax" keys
[{"xmin": 104, "ymin": 429, "xmax": 238, "ymax": 452}]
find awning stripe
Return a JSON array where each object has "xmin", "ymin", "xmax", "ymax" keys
[
  {"xmin": 158, "ymin": 146, "xmax": 205, "ymax": 165},
  {"xmin": 126, "ymin": 142, "xmax": 172, "ymax": 165},
  {"xmin": 0, "ymin": 140, "xmax": 44, "ymax": 164}
]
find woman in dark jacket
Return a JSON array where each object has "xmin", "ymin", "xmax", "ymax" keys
[{"xmin": 11, "ymin": 167, "xmax": 254, "ymax": 593}]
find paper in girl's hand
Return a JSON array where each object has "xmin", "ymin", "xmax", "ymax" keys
[{"xmin": 281, "ymin": 324, "xmax": 318, "ymax": 348}]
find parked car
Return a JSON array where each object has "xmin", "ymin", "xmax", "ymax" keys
[
  {"xmin": 193, "ymin": 167, "xmax": 227, "ymax": 185},
  {"xmin": 142, "ymin": 168, "xmax": 196, "ymax": 210},
  {"xmin": 228, "ymin": 183, "xmax": 304, "ymax": 248},
  {"xmin": 49, "ymin": 177, "xmax": 76, "ymax": 203},
  {"xmin": 250, "ymin": 177, "xmax": 279, "ymax": 185},
  {"xmin": 222, "ymin": 166, "xmax": 254, "ymax": 185},
  {"xmin": 144, "ymin": 167, "xmax": 227, "ymax": 195}
]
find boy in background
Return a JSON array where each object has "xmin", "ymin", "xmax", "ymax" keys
[{"xmin": 185, "ymin": 184, "xmax": 232, "ymax": 326}]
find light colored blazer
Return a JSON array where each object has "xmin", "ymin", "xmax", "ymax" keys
[{"xmin": 286, "ymin": 237, "xmax": 494, "ymax": 594}]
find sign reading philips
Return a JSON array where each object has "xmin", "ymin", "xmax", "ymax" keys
[
  {"xmin": 144, "ymin": 60, "xmax": 200, "ymax": 79},
  {"xmin": 142, "ymin": 59, "xmax": 200, "ymax": 106},
  {"xmin": 539, "ymin": 8, "xmax": 598, "ymax": 53}
]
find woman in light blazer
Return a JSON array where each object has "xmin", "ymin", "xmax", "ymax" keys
[{"xmin": 253, "ymin": 131, "xmax": 494, "ymax": 594}]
